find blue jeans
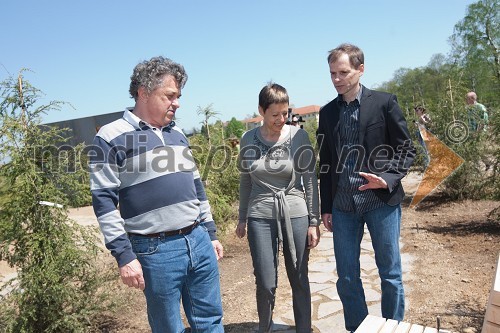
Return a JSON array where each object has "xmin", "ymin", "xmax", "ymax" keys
[
  {"xmin": 332, "ymin": 204, "xmax": 404, "ymax": 332},
  {"xmin": 129, "ymin": 224, "xmax": 224, "ymax": 333}
]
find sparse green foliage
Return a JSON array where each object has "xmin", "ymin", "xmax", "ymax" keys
[
  {"xmin": 449, "ymin": 0, "xmax": 500, "ymax": 93},
  {"xmin": 303, "ymin": 118, "xmax": 318, "ymax": 154},
  {"xmin": 225, "ymin": 117, "xmax": 245, "ymax": 139},
  {"xmin": 196, "ymin": 104, "xmax": 220, "ymax": 145},
  {"xmin": 189, "ymin": 115, "xmax": 240, "ymax": 232},
  {"xmin": 0, "ymin": 72, "xmax": 114, "ymax": 332},
  {"xmin": 376, "ymin": 0, "xmax": 499, "ymax": 199}
]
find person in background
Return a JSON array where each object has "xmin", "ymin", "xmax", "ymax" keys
[
  {"xmin": 414, "ymin": 105, "xmax": 431, "ymax": 167},
  {"xmin": 236, "ymin": 82, "xmax": 320, "ymax": 333},
  {"xmin": 466, "ymin": 91, "xmax": 489, "ymax": 133},
  {"xmin": 89, "ymin": 56, "xmax": 224, "ymax": 333},
  {"xmin": 317, "ymin": 43, "xmax": 415, "ymax": 332},
  {"xmin": 289, "ymin": 114, "xmax": 305, "ymax": 129},
  {"xmin": 466, "ymin": 91, "xmax": 493, "ymax": 170}
]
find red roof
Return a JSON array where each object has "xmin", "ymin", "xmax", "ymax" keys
[
  {"xmin": 242, "ymin": 115, "xmax": 263, "ymax": 123},
  {"xmin": 242, "ymin": 105, "xmax": 320, "ymax": 124},
  {"xmin": 291, "ymin": 105, "xmax": 321, "ymax": 115}
]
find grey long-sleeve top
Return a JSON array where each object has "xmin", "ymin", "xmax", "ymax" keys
[{"xmin": 238, "ymin": 125, "xmax": 320, "ymax": 238}]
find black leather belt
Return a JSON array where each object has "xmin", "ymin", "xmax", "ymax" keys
[{"xmin": 128, "ymin": 221, "xmax": 200, "ymax": 238}]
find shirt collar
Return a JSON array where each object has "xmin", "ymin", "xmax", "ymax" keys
[
  {"xmin": 337, "ymin": 85, "xmax": 363, "ymax": 106},
  {"xmin": 123, "ymin": 107, "xmax": 176, "ymax": 131}
]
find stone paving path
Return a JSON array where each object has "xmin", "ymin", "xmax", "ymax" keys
[
  {"xmin": 0, "ymin": 215, "xmax": 414, "ymax": 332},
  {"xmin": 269, "ymin": 228, "xmax": 413, "ymax": 332},
  {"xmin": 1, "ymin": 194, "xmax": 418, "ymax": 332},
  {"xmin": 0, "ymin": 214, "xmax": 414, "ymax": 333}
]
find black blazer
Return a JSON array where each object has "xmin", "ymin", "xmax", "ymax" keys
[{"xmin": 317, "ymin": 86, "xmax": 416, "ymax": 215}]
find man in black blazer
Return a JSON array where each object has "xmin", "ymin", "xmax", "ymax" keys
[{"xmin": 317, "ymin": 43, "xmax": 415, "ymax": 332}]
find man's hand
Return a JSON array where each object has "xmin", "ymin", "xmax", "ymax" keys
[
  {"xmin": 235, "ymin": 222, "xmax": 247, "ymax": 238},
  {"xmin": 322, "ymin": 213, "xmax": 333, "ymax": 232},
  {"xmin": 307, "ymin": 226, "xmax": 320, "ymax": 249},
  {"xmin": 119, "ymin": 259, "xmax": 145, "ymax": 290},
  {"xmin": 212, "ymin": 240, "xmax": 224, "ymax": 260},
  {"xmin": 358, "ymin": 172, "xmax": 388, "ymax": 191}
]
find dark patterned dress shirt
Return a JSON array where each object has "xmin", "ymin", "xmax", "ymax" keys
[{"xmin": 332, "ymin": 87, "xmax": 385, "ymax": 214}]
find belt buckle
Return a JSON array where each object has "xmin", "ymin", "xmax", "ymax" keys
[{"xmin": 177, "ymin": 228, "xmax": 183, "ymax": 235}]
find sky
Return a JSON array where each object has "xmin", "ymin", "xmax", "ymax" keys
[{"xmin": 1, "ymin": 0, "xmax": 476, "ymax": 132}]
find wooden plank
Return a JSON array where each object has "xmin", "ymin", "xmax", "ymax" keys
[
  {"xmin": 483, "ymin": 253, "xmax": 500, "ymax": 333},
  {"xmin": 355, "ymin": 315, "xmax": 387, "ymax": 333},
  {"xmin": 492, "ymin": 253, "xmax": 500, "ymax": 306},
  {"xmin": 408, "ymin": 324, "xmax": 425, "ymax": 333},
  {"xmin": 482, "ymin": 321, "xmax": 500, "ymax": 333},
  {"xmin": 490, "ymin": 290, "xmax": 500, "ymax": 307},
  {"xmin": 485, "ymin": 304, "xmax": 500, "ymax": 325},
  {"xmin": 493, "ymin": 253, "xmax": 500, "ymax": 291},
  {"xmin": 422, "ymin": 327, "xmax": 437, "ymax": 333},
  {"xmin": 393, "ymin": 322, "xmax": 412, "ymax": 333},
  {"xmin": 379, "ymin": 319, "xmax": 399, "ymax": 333}
]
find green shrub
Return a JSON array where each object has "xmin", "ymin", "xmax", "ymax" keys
[
  {"xmin": 189, "ymin": 122, "xmax": 240, "ymax": 232},
  {"xmin": 0, "ymin": 72, "xmax": 115, "ymax": 332}
]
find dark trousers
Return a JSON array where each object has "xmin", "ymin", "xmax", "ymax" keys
[{"xmin": 247, "ymin": 216, "xmax": 312, "ymax": 333}]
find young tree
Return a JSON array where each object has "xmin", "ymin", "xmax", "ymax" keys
[
  {"xmin": 449, "ymin": 0, "xmax": 500, "ymax": 99},
  {"xmin": 189, "ymin": 113, "xmax": 240, "ymax": 232},
  {"xmin": 196, "ymin": 103, "xmax": 220, "ymax": 145},
  {"xmin": 374, "ymin": 0, "xmax": 500, "ymax": 199},
  {"xmin": 225, "ymin": 117, "xmax": 245, "ymax": 139},
  {"xmin": 0, "ymin": 71, "xmax": 113, "ymax": 332}
]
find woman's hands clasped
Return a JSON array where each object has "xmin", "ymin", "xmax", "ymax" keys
[{"xmin": 237, "ymin": 221, "xmax": 321, "ymax": 249}]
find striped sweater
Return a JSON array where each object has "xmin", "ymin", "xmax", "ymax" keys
[{"xmin": 89, "ymin": 109, "xmax": 217, "ymax": 267}]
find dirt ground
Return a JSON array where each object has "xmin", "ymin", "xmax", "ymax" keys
[
  {"xmin": 218, "ymin": 198, "xmax": 500, "ymax": 333},
  {"xmin": 1, "ymin": 173, "xmax": 499, "ymax": 333},
  {"xmin": 95, "ymin": 172, "xmax": 499, "ymax": 333},
  {"xmin": 401, "ymin": 197, "xmax": 499, "ymax": 332}
]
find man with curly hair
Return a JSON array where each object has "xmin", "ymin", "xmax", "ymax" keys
[{"xmin": 89, "ymin": 56, "xmax": 224, "ymax": 333}]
